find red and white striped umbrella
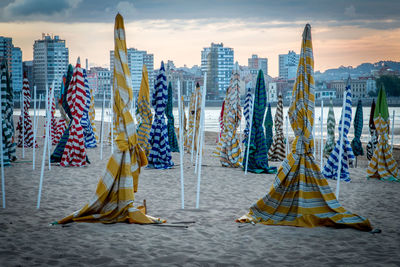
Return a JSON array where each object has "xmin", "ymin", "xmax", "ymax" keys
[
  {"xmin": 60, "ymin": 58, "xmax": 87, "ymax": 167},
  {"xmin": 17, "ymin": 73, "xmax": 36, "ymax": 147}
]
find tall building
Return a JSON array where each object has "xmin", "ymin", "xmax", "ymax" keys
[
  {"xmin": 248, "ymin": 54, "xmax": 268, "ymax": 76},
  {"xmin": 201, "ymin": 42, "xmax": 234, "ymax": 99},
  {"xmin": 23, "ymin": 61, "xmax": 34, "ymax": 90},
  {"xmin": 11, "ymin": 47, "xmax": 23, "ymax": 94},
  {"xmin": 33, "ymin": 34, "xmax": 69, "ymax": 95},
  {"xmin": 87, "ymin": 67, "xmax": 111, "ymax": 99},
  {"xmin": 0, "ymin": 37, "xmax": 12, "ymax": 72},
  {"xmin": 279, "ymin": 50, "xmax": 299, "ymax": 80},
  {"xmin": 110, "ymin": 48, "xmax": 154, "ymax": 95}
]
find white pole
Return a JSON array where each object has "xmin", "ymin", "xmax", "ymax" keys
[
  {"xmin": 196, "ymin": 73, "xmax": 207, "ymax": 209},
  {"xmin": 191, "ymin": 92, "xmax": 198, "ymax": 163},
  {"xmin": 33, "ymin": 86, "xmax": 37, "ymax": 170},
  {"xmin": 21, "ymin": 92, "xmax": 25, "ymax": 158},
  {"xmin": 244, "ymin": 93, "xmax": 256, "ymax": 175},
  {"xmin": 47, "ymin": 82, "xmax": 55, "ymax": 170},
  {"xmin": 391, "ymin": 110, "xmax": 395, "ymax": 150},
  {"xmin": 0, "ymin": 77, "xmax": 5, "ymax": 208},
  {"xmin": 177, "ymin": 80, "xmax": 185, "ymax": 209},
  {"xmin": 110, "ymin": 86, "xmax": 114, "ymax": 153},
  {"xmin": 239, "ymin": 110, "xmax": 243, "ymax": 152},
  {"xmin": 320, "ymin": 100, "xmax": 324, "ymax": 169},
  {"xmin": 38, "ymin": 86, "xmax": 52, "ymax": 209},
  {"xmin": 285, "ymin": 115, "xmax": 289, "ymax": 156},
  {"xmin": 100, "ymin": 88, "xmax": 105, "ymax": 160},
  {"xmin": 336, "ymin": 91, "xmax": 347, "ymax": 200}
]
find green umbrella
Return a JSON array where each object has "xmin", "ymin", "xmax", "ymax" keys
[
  {"xmin": 243, "ymin": 70, "xmax": 277, "ymax": 174},
  {"xmin": 165, "ymin": 82, "xmax": 179, "ymax": 152}
]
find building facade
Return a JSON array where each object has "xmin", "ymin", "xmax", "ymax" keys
[
  {"xmin": 0, "ymin": 37, "xmax": 12, "ymax": 72},
  {"xmin": 268, "ymin": 82, "xmax": 278, "ymax": 103},
  {"xmin": 330, "ymin": 78, "xmax": 375, "ymax": 99},
  {"xmin": 279, "ymin": 50, "xmax": 299, "ymax": 80},
  {"xmin": 33, "ymin": 34, "xmax": 69, "ymax": 95},
  {"xmin": 248, "ymin": 54, "xmax": 268, "ymax": 76},
  {"xmin": 11, "ymin": 47, "xmax": 23, "ymax": 94},
  {"xmin": 110, "ymin": 48, "xmax": 154, "ymax": 96},
  {"xmin": 87, "ymin": 67, "xmax": 111, "ymax": 100},
  {"xmin": 23, "ymin": 61, "xmax": 34, "ymax": 90},
  {"xmin": 201, "ymin": 42, "xmax": 234, "ymax": 99}
]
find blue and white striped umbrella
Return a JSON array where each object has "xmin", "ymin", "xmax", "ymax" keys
[
  {"xmin": 147, "ymin": 61, "xmax": 174, "ymax": 169},
  {"xmin": 81, "ymin": 69, "xmax": 97, "ymax": 148},
  {"xmin": 322, "ymin": 80, "xmax": 355, "ymax": 182},
  {"xmin": 243, "ymin": 87, "xmax": 252, "ymax": 143}
]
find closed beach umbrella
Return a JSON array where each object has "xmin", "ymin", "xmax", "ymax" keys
[
  {"xmin": 322, "ymin": 80, "xmax": 355, "ymax": 182},
  {"xmin": 366, "ymin": 99, "xmax": 378, "ymax": 160},
  {"xmin": 367, "ymin": 86, "xmax": 399, "ymax": 181},
  {"xmin": 16, "ymin": 73, "xmax": 36, "ymax": 148},
  {"xmin": 264, "ymin": 103, "xmax": 273, "ymax": 154},
  {"xmin": 57, "ymin": 58, "xmax": 88, "ymax": 167},
  {"xmin": 218, "ymin": 100, "xmax": 225, "ymax": 140},
  {"xmin": 165, "ymin": 81, "xmax": 179, "ymax": 152},
  {"xmin": 243, "ymin": 87, "xmax": 252, "ymax": 142},
  {"xmin": 268, "ymin": 93, "xmax": 285, "ymax": 161},
  {"xmin": 0, "ymin": 61, "xmax": 16, "ymax": 165},
  {"xmin": 80, "ymin": 69, "xmax": 97, "ymax": 148},
  {"xmin": 242, "ymin": 70, "xmax": 276, "ymax": 174},
  {"xmin": 51, "ymin": 66, "xmax": 73, "ymax": 162},
  {"xmin": 237, "ymin": 24, "xmax": 371, "ymax": 231},
  {"xmin": 56, "ymin": 14, "xmax": 163, "ymax": 224},
  {"xmin": 88, "ymin": 87, "xmax": 98, "ymax": 141},
  {"xmin": 54, "ymin": 74, "xmax": 69, "ymax": 144},
  {"xmin": 178, "ymin": 95, "xmax": 187, "ymax": 140},
  {"xmin": 147, "ymin": 61, "xmax": 174, "ymax": 169},
  {"xmin": 351, "ymin": 99, "xmax": 364, "ymax": 159},
  {"xmin": 213, "ymin": 68, "xmax": 243, "ymax": 167},
  {"xmin": 323, "ymin": 99, "xmax": 335, "ymax": 157},
  {"xmin": 184, "ymin": 83, "xmax": 201, "ymax": 153},
  {"xmin": 136, "ymin": 65, "xmax": 153, "ymax": 155}
]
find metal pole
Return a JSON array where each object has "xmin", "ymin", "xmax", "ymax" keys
[
  {"xmin": 177, "ymin": 80, "xmax": 185, "ymax": 209},
  {"xmin": 33, "ymin": 86, "xmax": 37, "ymax": 170},
  {"xmin": 21, "ymin": 92, "xmax": 25, "ymax": 158},
  {"xmin": 100, "ymin": 88, "xmax": 105, "ymax": 160},
  {"xmin": 196, "ymin": 73, "xmax": 207, "ymax": 209},
  {"xmin": 0, "ymin": 77, "xmax": 5, "ymax": 208},
  {"xmin": 320, "ymin": 100, "xmax": 324, "ymax": 169}
]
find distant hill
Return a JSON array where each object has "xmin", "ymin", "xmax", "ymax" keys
[{"xmin": 315, "ymin": 60, "xmax": 400, "ymax": 81}]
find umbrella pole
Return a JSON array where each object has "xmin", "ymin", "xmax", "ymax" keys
[
  {"xmin": 0, "ymin": 78, "xmax": 5, "ymax": 208},
  {"xmin": 336, "ymin": 91, "xmax": 346, "ymax": 200},
  {"xmin": 47, "ymin": 82, "xmax": 55, "ymax": 170},
  {"xmin": 313, "ymin": 118, "xmax": 316, "ymax": 158},
  {"xmin": 38, "ymin": 85, "xmax": 52, "ymax": 209},
  {"xmin": 191, "ymin": 94, "xmax": 198, "ymax": 163},
  {"xmin": 244, "ymin": 93, "xmax": 256, "ymax": 175},
  {"xmin": 285, "ymin": 115, "xmax": 289, "ymax": 157},
  {"xmin": 100, "ymin": 88, "xmax": 105, "ymax": 160},
  {"xmin": 320, "ymin": 100, "xmax": 324, "ymax": 169},
  {"xmin": 177, "ymin": 80, "xmax": 185, "ymax": 209},
  {"xmin": 391, "ymin": 110, "xmax": 395, "ymax": 151},
  {"xmin": 194, "ymin": 93, "xmax": 202, "ymax": 173},
  {"xmin": 21, "ymin": 93, "xmax": 25, "ymax": 158},
  {"xmin": 196, "ymin": 73, "xmax": 207, "ymax": 209},
  {"xmin": 33, "ymin": 86, "xmax": 37, "ymax": 170}
]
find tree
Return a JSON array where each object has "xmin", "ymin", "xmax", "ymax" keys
[{"xmin": 376, "ymin": 75, "xmax": 400, "ymax": 97}]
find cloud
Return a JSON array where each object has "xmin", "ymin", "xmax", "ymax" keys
[
  {"xmin": 344, "ymin": 5, "xmax": 356, "ymax": 17},
  {"xmin": 1, "ymin": 0, "xmax": 81, "ymax": 20}
]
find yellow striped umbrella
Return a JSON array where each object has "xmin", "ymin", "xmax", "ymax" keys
[
  {"xmin": 136, "ymin": 65, "xmax": 153, "ymax": 155},
  {"xmin": 237, "ymin": 24, "xmax": 372, "ymax": 231},
  {"xmin": 57, "ymin": 14, "xmax": 164, "ymax": 224},
  {"xmin": 367, "ymin": 86, "xmax": 399, "ymax": 181}
]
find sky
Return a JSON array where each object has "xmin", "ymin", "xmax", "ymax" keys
[{"xmin": 1, "ymin": 0, "xmax": 400, "ymax": 77}]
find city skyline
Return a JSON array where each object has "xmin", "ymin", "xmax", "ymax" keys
[{"xmin": 1, "ymin": 0, "xmax": 400, "ymax": 77}]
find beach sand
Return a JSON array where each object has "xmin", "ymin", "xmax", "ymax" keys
[{"xmin": 1, "ymin": 116, "xmax": 400, "ymax": 266}]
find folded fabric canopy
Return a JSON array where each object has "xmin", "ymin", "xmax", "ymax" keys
[{"xmin": 237, "ymin": 24, "xmax": 372, "ymax": 231}]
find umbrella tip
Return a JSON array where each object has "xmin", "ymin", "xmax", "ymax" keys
[{"xmin": 77, "ymin": 57, "xmax": 81, "ymax": 65}]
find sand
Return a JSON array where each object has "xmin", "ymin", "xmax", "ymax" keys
[{"xmin": 1, "ymin": 116, "xmax": 400, "ymax": 266}]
